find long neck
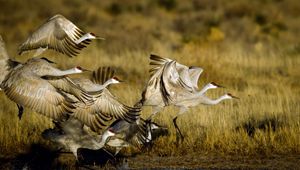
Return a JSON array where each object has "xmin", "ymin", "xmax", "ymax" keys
[
  {"xmin": 99, "ymin": 130, "xmax": 114, "ymax": 146},
  {"xmin": 49, "ymin": 68, "xmax": 80, "ymax": 77},
  {"xmin": 200, "ymin": 94, "xmax": 229, "ymax": 105},
  {"xmin": 102, "ymin": 79, "xmax": 114, "ymax": 88},
  {"xmin": 84, "ymin": 79, "xmax": 113, "ymax": 92},
  {"xmin": 195, "ymin": 84, "xmax": 213, "ymax": 97}
]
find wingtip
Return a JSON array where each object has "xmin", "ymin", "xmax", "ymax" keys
[{"xmin": 150, "ymin": 54, "xmax": 163, "ymax": 60}]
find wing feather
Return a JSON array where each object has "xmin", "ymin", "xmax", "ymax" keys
[
  {"xmin": 2, "ymin": 73, "xmax": 73, "ymax": 120},
  {"xmin": 73, "ymin": 89, "xmax": 140, "ymax": 131},
  {"xmin": 18, "ymin": 14, "xmax": 89, "ymax": 57},
  {"xmin": 47, "ymin": 77, "xmax": 94, "ymax": 105}
]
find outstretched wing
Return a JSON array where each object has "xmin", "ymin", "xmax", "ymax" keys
[
  {"xmin": 18, "ymin": 14, "xmax": 90, "ymax": 57},
  {"xmin": 73, "ymin": 89, "xmax": 140, "ymax": 132},
  {"xmin": 149, "ymin": 54, "xmax": 172, "ymax": 76},
  {"xmin": 46, "ymin": 76, "xmax": 94, "ymax": 105},
  {"xmin": 2, "ymin": 71, "xmax": 73, "ymax": 120},
  {"xmin": 188, "ymin": 66, "xmax": 203, "ymax": 90}
]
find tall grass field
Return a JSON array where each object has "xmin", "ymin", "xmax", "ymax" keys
[{"xmin": 0, "ymin": 0, "xmax": 299, "ymax": 168}]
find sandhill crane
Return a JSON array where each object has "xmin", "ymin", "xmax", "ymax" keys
[
  {"xmin": 149, "ymin": 54, "xmax": 203, "ymax": 92},
  {"xmin": 98, "ymin": 118, "xmax": 148, "ymax": 155},
  {"xmin": 140, "ymin": 54, "xmax": 238, "ymax": 141},
  {"xmin": 18, "ymin": 14, "xmax": 104, "ymax": 57},
  {"xmin": 139, "ymin": 55, "xmax": 204, "ymax": 116},
  {"xmin": 2, "ymin": 35, "xmax": 140, "ymax": 132},
  {"xmin": 42, "ymin": 117, "xmax": 167, "ymax": 158},
  {"xmin": 99, "ymin": 118, "xmax": 168, "ymax": 155},
  {"xmin": 70, "ymin": 67, "xmax": 140, "ymax": 132},
  {"xmin": 0, "ymin": 56, "xmax": 93, "ymax": 120},
  {"xmin": 40, "ymin": 66, "xmax": 141, "ymax": 158},
  {"xmin": 42, "ymin": 117, "xmax": 103, "ymax": 159},
  {"xmin": 72, "ymin": 67, "xmax": 122, "ymax": 92},
  {"xmin": 1, "ymin": 35, "xmax": 88, "ymax": 119}
]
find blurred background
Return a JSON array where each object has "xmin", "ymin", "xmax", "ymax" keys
[
  {"xmin": 0, "ymin": 0, "xmax": 299, "ymax": 167},
  {"xmin": 1, "ymin": 0, "xmax": 300, "ymax": 56}
]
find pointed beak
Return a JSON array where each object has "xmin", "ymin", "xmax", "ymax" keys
[
  {"xmin": 211, "ymin": 82, "xmax": 225, "ymax": 88},
  {"xmin": 81, "ymin": 67, "xmax": 92, "ymax": 72},
  {"xmin": 118, "ymin": 79, "xmax": 124, "ymax": 83},
  {"xmin": 89, "ymin": 32, "xmax": 105, "ymax": 40},
  {"xmin": 97, "ymin": 37, "xmax": 105, "ymax": 40},
  {"xmin": 229, "ymin": 94, "xmax": 240, "ymax": 99},
  {"xmin": 94, "ymin": 35, "xmax": 105, "ymax": 40}
]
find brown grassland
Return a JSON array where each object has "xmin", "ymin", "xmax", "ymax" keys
[{"xmin": 0, "ymin": 0, "xmax": 299, "ymax": 169}]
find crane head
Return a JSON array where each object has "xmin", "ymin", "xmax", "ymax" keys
[
  {"xmin": 111, "ymin": 76, "xmax": 123, "ymax": 84},
  {"xmin": 210, "ymin": 82, "xmax": 224, "ymax": 88},
  {"xmin": 90, "ymin": 32, "xmax": 105, "ymax": 40},
  {"xmin": 226, "ymin": 93, "xmax": 239, "ymax": 99},
  {"xmin": 75, "ymin": 66, "xmax": 91, "ymax": 73}
]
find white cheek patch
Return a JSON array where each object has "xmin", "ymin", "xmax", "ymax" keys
[
  {"xmin": 74, "ymin": 68, "xmax": 81, "ymax": 73},
  {"xmin": 151, "ymin": 124, "xmax": 159, "ymax": 130},
  {"xmin": 107, "ymin": 130, "xmax": 115, "ymax": 137}
]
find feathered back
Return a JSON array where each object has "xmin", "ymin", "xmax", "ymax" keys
[{"xmin": 18, "ymin": 14, "xmax": 92, "ymax": 57}]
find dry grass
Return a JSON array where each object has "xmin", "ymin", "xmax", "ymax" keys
[{"xmin": 0, "ymin": 0, "xmax": 299, "ymax": 160}]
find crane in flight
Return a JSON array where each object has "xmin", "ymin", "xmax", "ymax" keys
[
  {"xmin": 140, "ymin": 54, "xmax": 238, "ymax": 141},
  {"xmin": 18, "ymin": 14, "xmax": 104, "ymax": 57}
]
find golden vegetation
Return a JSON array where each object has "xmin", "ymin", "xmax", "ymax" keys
[{"xmin": 0, "ymin": 0, "xmax": 299, "ymax": 158}]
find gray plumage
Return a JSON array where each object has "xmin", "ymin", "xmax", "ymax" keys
[
  {"xmin": 90, "ymin": 118, "xmax": 168, "ymax": 155},
  {"xmin": 141, "ymin": 54, "xmax": 237, "ymax": 140},
  {"xmin": 71, "ymin": 67, "xmax": 140, "ymax": 132},
  {"xmin": 42, "ymin": 117, "xmax": 103, "ymax": 159},
  {"xmin": 42, "ymin": 117, "xmax": 168, "ymax": 158},
  {"xmin": 0, "ymin": 57, "xmax": 92, "ymax": 120},
  {"xmin": 19, "ymin": 14, "xmax": 100, "ymax": 57}
]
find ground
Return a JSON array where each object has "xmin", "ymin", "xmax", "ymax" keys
[
  {"xmin": 0, "ymin": 145, "xmax": 299, "ymax": 169},
  {"xmin": 0, "ymin": 0, "xmax": 300, "ymax": 169}
]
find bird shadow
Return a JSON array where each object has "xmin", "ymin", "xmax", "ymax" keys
[
  {"xmin": 77, "ymin": 148, "xmax": 116, "ymax": 166},
  {"xmin": 9, "ymin": 143, "xmax": 60, "ymax": 170},
  {"xmin": 1, "ymin": 143, "xmax": 133, "ymax": 169},
  {"xmin": 235, "ymin": 115, "xmax": 285, "ymax": 137}
]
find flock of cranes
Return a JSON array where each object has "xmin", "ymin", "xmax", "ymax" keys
[{"xmin": 0, "ymin": 14, "xmax": 237, "ymax": 160}]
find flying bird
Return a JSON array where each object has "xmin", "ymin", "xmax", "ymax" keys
[
  {"xmin": 42, "ymin": 117, "xmax": 168, "ymax": 158},
  {"xmin": 18, "ymin": 14, "xmax": 104, "ymax": 57},
  {"xmin": 42, "ymin": 117, "xmax": 103, "ymax": 159},
  {"xmin": 71, "ymin": 67, "xmax": 140, "ymax": 132},
  {"xmin": 0, "ymin": 56, "xmax": 92, "ymax": 120},
  {"xmin": 140, "ymin": 54, "xmax": 238, "ymax": 141},
  {"xmin": 99, "ymin": 118, "xmax": 168, "ymax": 155}
]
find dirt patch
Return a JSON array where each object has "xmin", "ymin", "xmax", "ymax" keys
[
  {"xmin": 125, "ymin": 154, "xmax": 300, "ymax": 169},
  {"xmin": 1, "ymin": 149, "xmax": 299, "ymax": 170}
]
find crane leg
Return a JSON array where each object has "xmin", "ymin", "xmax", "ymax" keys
[
  {"xmin": 173, "ymin": 116, "xmax": 184, "ymax": 143},
  {"xmin": 17, "ymin": 104, "xmax": 24, "ymax": 120}
]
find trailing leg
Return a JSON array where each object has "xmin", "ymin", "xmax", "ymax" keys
[{"xmin": 173, "ymin": 116, "xmax": 184, "ymax": 143}]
